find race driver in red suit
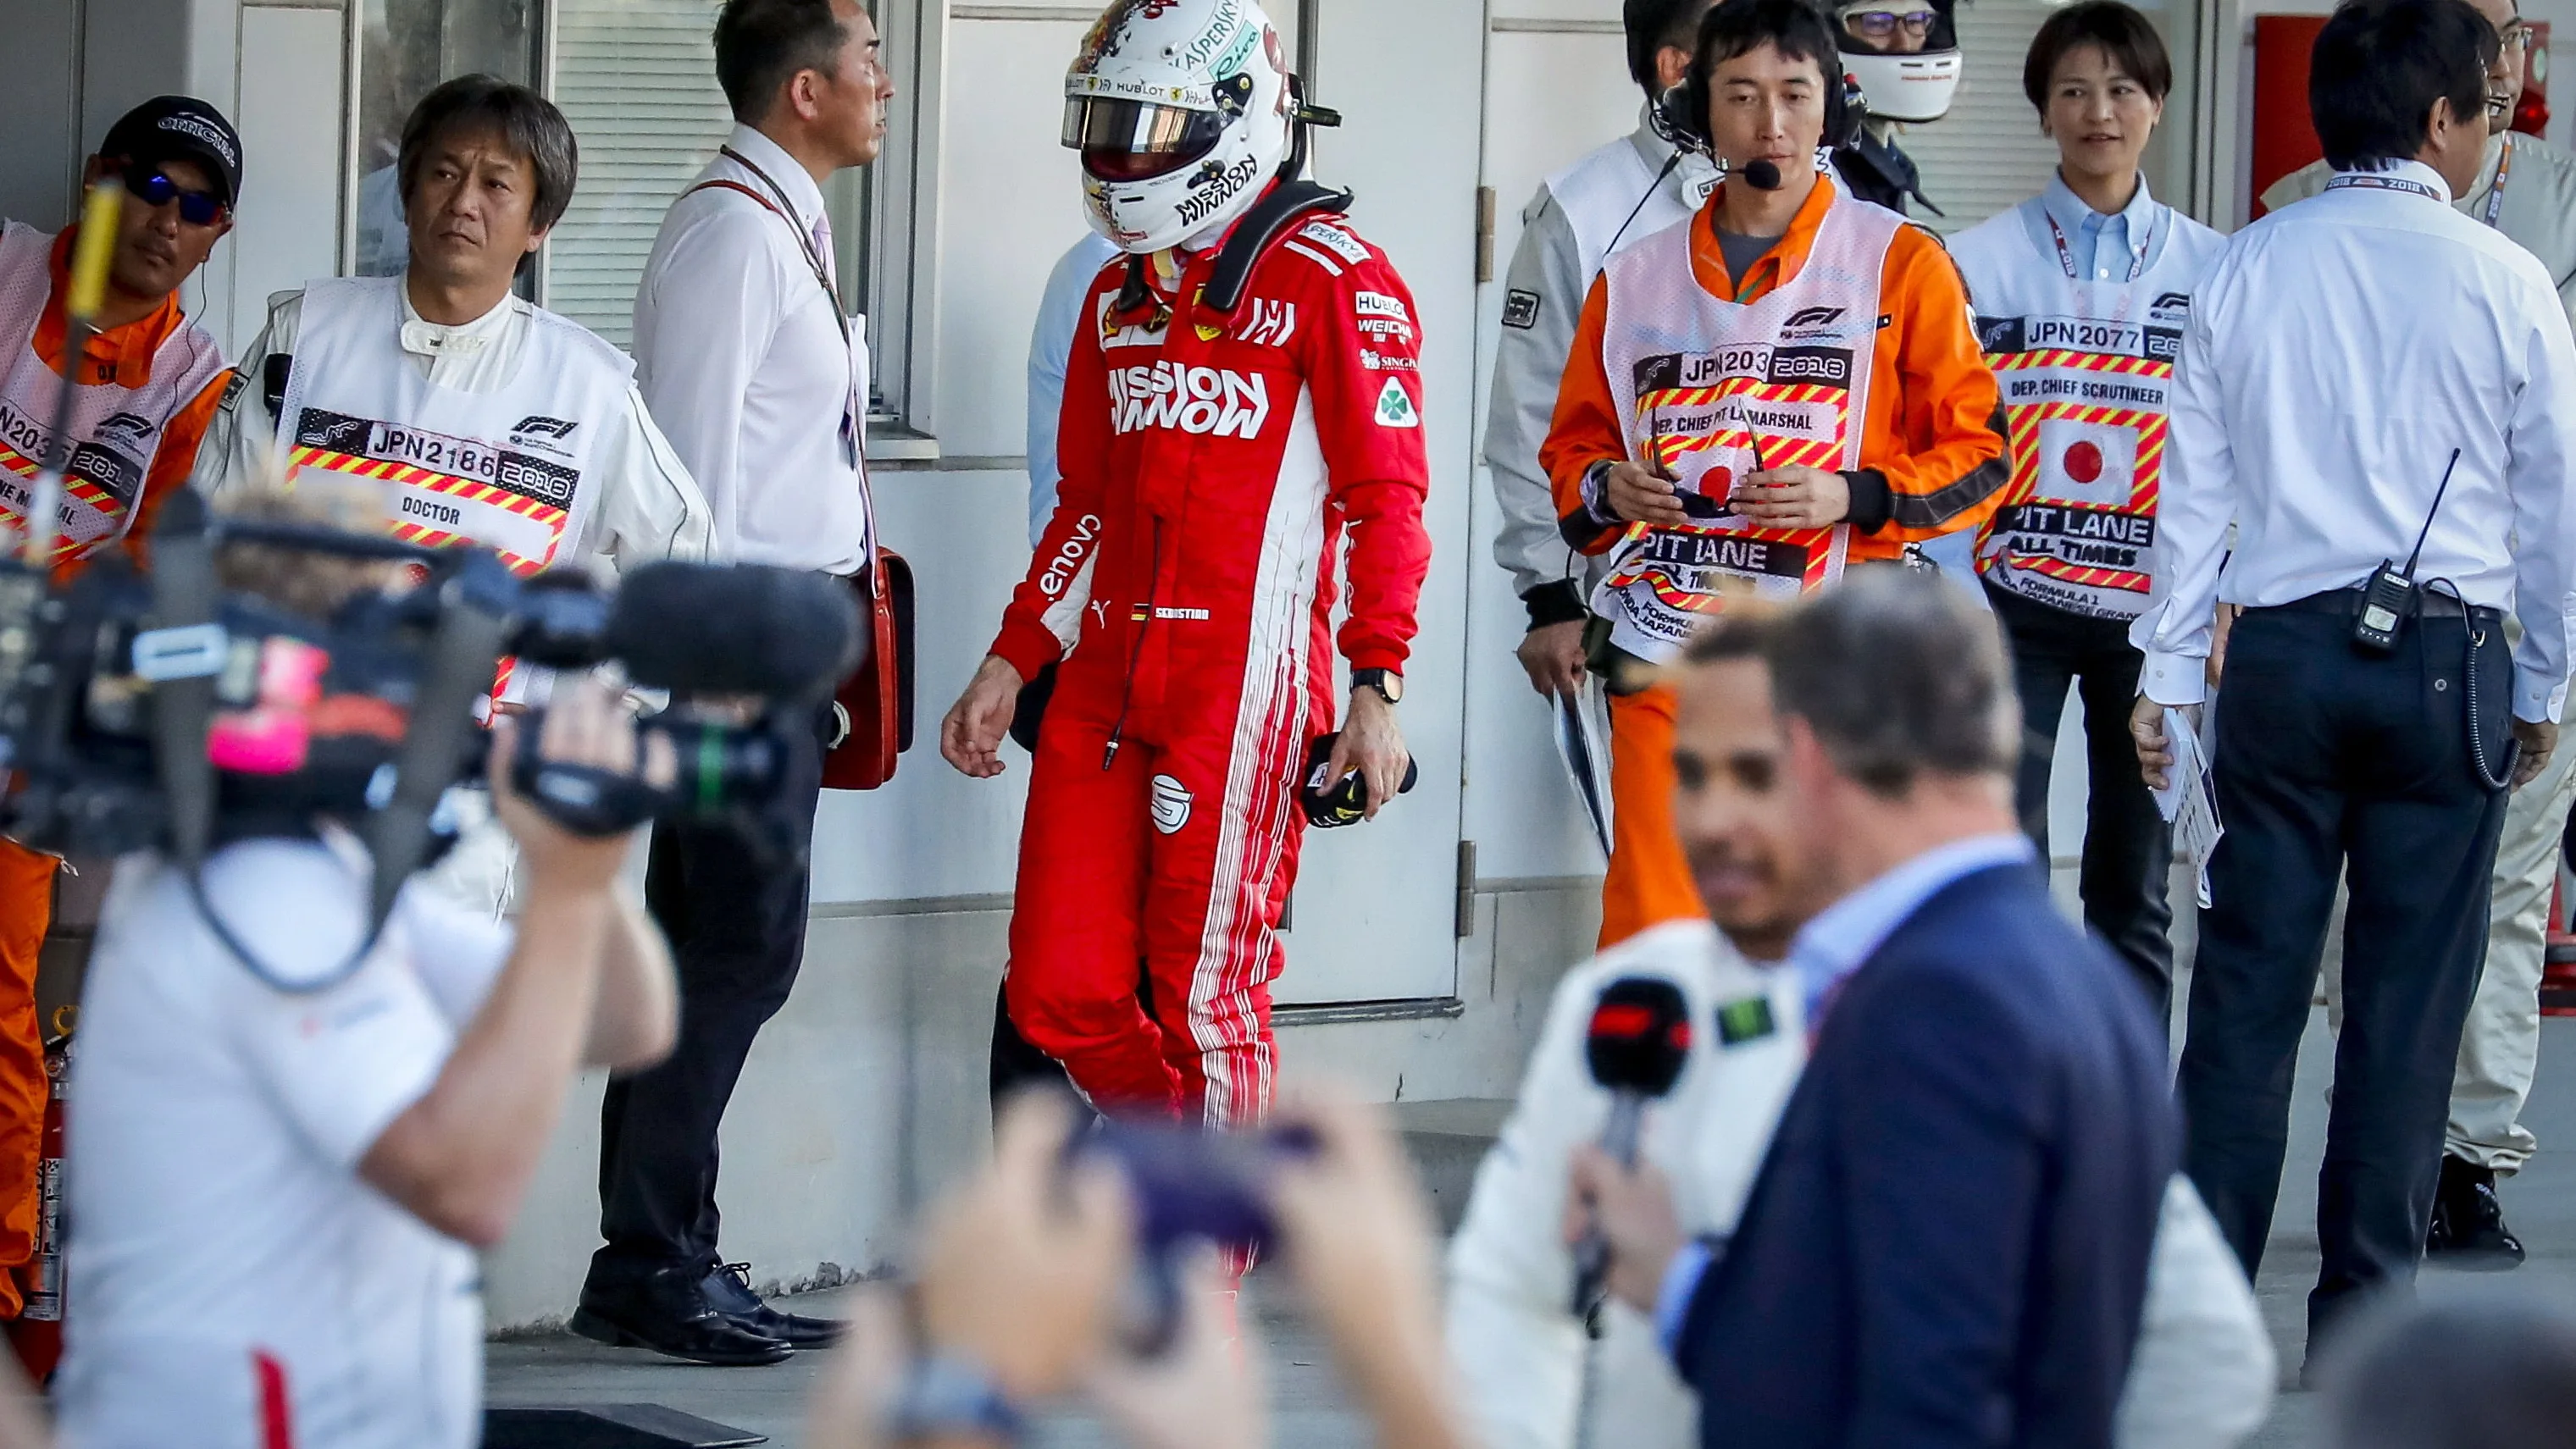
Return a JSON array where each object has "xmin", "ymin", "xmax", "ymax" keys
[{"xmin": 943, "ymin": 0, "xmax": 1430, "ymax": 1128}]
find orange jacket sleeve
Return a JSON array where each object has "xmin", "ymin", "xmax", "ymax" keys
[
  {"xmin": 1537, "ymin": 274, "xmax": 1626, "ymax": 556},
  {"xmin": 114, "ymin": 369, "xmax": 233, "ymax": 572},
  {"xmin": 1846, "ymin": 227, "xmax": 2008, "ymax": 545}
]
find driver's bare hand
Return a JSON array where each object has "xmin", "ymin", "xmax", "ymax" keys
[
  {"xmin": 490, "ymin": 673, "xmax": 674, "ymax": 894},
  {"xmin": 1729, "ymin": 465, "xmax": 1851, "ymax": 530},
  {"xmin": 939, "ymin": 654, "xmax": 1026, "ymax": 779},
  {"xmin": 1516, "ymin": 621, "xmax": 1587, "ymax": 700},
  {"xmin": 1326, "ymin": 688, "xmax": 1407, "ymax": 821},
  {"xmin": 1604, "ymin": 461, "xmax": 1691, "ymax": 528}
]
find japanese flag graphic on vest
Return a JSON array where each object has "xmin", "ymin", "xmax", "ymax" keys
[
  {"xmin": 278, "ymin": 278, "xmax": 627, "ymax": 699},
  {"xmin": 1952, "ymin": 202, "xmax": 2221, "ymax": 622},
  {"xmin": 1587, "ymin": 191, "xmax": 1902, "ymax": 665}
]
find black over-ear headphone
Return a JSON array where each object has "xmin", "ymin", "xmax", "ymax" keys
[{"xmin": 1656, "ymin": 10, "xmax": 1861, "ymax": 159}]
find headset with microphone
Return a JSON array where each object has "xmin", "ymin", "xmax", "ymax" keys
[
  {"xmin": 1599, "ymin": 24, "xmax": 1868, "ymax": 263},
  {"xmin": 1651, "ymin": 37, "xmax": 1865, "ymax": 191}
]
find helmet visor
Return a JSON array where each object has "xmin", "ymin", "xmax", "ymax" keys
[{"xmin": 1062, "ymin": 97, "xmax": 1226, "ymax": 180}]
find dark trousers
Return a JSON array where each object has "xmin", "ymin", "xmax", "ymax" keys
[
  {"xmin": 586, "ymin": 725, "xmax": 823, "ymax": 1293},
  {"xmin": 1988, "ymin": 582, "xmax": 2174, "ymax": 1023},
  {"xmin": 2180, "ymin": 600, "xmax": 2512, "ymax": 1343}
]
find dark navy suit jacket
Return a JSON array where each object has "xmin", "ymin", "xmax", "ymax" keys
[{"xmin": 1674, "ymin": 862, "xmax": 2176, "ymax": 1447}]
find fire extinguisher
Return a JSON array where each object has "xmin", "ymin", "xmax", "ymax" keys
[{"xmin": 8, "ymin": 1006, "xmax": 75, "ymax": 1383}]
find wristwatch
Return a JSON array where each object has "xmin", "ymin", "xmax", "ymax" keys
[
  {"xmin": 882, "ymin": 1353, "xmax": 1026, "ymax": 1445},
  {"xmin": 1352, "ymin": 667, "xmax": 1404, "ymax": 705}
]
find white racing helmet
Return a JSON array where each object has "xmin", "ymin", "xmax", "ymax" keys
[
  {"xmin": 1063, "ymin": 0, "xmax": 1295, "ymax": 255},
  {"xmin": 1836, "ymin": 0, "xmax": 1964, "ymax": 125}
]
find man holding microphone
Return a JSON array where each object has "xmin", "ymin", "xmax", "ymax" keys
[
  {"xmin": 2130, "ymin": 0, "xmax": 2576, "ymax": 1361},
  {"xmin": 1541, "ymin": 0, "xmax": 2007, "ymax": 954}
]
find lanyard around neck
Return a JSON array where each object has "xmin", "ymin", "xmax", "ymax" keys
[
  {"xmin": 2325, "ymin": 171, "xmax": 2446, "ymax": 202},
  {"xmin": 2482, "ymin": 135, "xmax": 2515, "ymax": 229},
  {"xmin": 2046, "ymin": 205, "xmax": 2152, "ymax": 285},
  {"xmin": 703, "ymin": 147, "xmax": 867, "ymax": 478},
  {"xmin": 718, "ymin": 146, "xmax": 841, "ymax": 312}
]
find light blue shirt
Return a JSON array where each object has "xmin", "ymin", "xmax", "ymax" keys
[
  {"xmin": 2030, "ymin": 169, "xmax": 2158, "ymax": 284},
  {"xmin": 1652, "ymin": 830, "xmax": 2039, "ymax": 1352},
  {"xmin": 1026, "ymin": 231, "xmax": 1123, "ymax": 547}
]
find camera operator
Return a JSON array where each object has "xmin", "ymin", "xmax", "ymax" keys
[{"xmin": 51, "ymin": 525, "xmax": 679, "ymax": 1446}]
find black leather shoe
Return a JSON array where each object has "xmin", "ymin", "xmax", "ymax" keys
[
  {"xmin": 703, "ymin": 1261, "xmax": 844, "ymax": 1348},
  {"xmin": 572, "ymin": 1267, "xmax": 794, "ymax": 1365},
  {"xmin": 2426, "ymin": 1153, "xmax": 2525, "ymax": 1269}
]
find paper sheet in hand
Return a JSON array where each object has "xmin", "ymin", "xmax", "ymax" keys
[
  {"xmin": 2150, "ymin": 707, "xmax": 2223, "ymax": 908},
  {"xmin": 1554, "ymin": 684, "xmax": 1615, "ymax": 861}
]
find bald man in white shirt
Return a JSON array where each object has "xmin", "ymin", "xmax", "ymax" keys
[
  {"xmin": 2129, "ymin": 0, "xmax": 2576, "ymax": 1366},
  {"xmin": 576, "ymin": 0, "xmax": 896, "ymax": 1367}
]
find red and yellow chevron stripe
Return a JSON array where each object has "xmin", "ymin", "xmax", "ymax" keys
[
  {"xmin": 0, "ymin": 440, "xmax": 132, "ymax": 561},
  {"xmin": 1637, "ymin": 379, "xmax": 1851, "ymax": 475},
  {"xmin": 1990, "ymin": 349, "xmax": 2174, "ymax": 379},
  {"xmin": 1999, "ymin": 402, "xmax": 2167, "ymax": 517},
  {"xmin": 291, "ymin": 445, "xmax": 565, "ymax": 575}
]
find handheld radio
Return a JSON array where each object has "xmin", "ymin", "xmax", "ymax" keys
[{"xmin": 2353, "ymin": 448, "xmax": 2463, "ymax": 654}]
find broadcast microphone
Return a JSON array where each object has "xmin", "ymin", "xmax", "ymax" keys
[
  {"xmin": 1740, "ymin": 158, "xmax": 1783, "ymax": 191},
  {"xmin": 605, "ymin": 562, "xmax": 861, "ymax": 700},
  {"xmin": 1570, "ymin": 976, "xmax": 1694, "ymax": 1320}
]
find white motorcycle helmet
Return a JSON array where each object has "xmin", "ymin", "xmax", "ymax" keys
[
  {"xmin": 1062, "ymin": 0, "xmax": 1296, "ymax": 255},
  {"xmin": 1836, "ymin": 0, "xmax": 1964, "ymax": 125}
]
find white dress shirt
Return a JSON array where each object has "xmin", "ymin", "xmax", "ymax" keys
[
  {"xmin": 2132, "ymin": 159, "xmax": 2576, "ymax": 722},
  {"xmin": 1026, "ymin": 230, "xmax": 1122, "ymax": 547},
  {"xmin": 633, "ymin": 124, "xmax": 872, "ymax": 575},
  {"xmin": 208, "ymin": 287, "xmax": 716, "ymax": 572}
]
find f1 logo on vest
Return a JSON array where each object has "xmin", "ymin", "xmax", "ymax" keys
[{"xmin": 1108, "ymin": 362, "xmax": 1271, "ymax": 439}]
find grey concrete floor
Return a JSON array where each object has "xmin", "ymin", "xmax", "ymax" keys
[
  {"xmin": 486, "ymin": 1281, "xmax": 1369, "ymax": 1448},
  {"xmin": 489, "ymin": 1012, "xmax": 2576, "ymax": 1448}
]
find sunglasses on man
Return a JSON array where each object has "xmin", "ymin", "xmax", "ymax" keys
[
  {"xmin": 119, "ymin": 165, "xmax": 228, "ymax": 227},
  {"xmin": 1846, "ymin": 9, "xmax": 1938, "ymax": 40}
]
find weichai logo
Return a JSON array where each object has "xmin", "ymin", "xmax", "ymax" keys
[{"xmin": 1108, "ymin": 362, "xmax": 1271, "ymax": 438}]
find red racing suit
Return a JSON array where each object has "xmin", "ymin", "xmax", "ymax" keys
[{"xmin": 989, "ymin": 207, "xmax": 1432, "ymax": 1126}]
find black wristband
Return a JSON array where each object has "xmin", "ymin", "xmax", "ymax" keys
[
  {"xmin": 1842, "ymin": 468, "xmax": 1893, "ymax": 534},
  {"xmin": 1521, "ymin": 579, "xmax": 1587, "ymax": 630}
]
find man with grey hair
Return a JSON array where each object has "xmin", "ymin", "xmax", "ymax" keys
[
  {"xmin": 206, "ymin": 75, "xmax": 712, "ymax": 628},
  {"xmin": 1571, "ymin": 566, "xmax": 2179, "ymax": 1444}
]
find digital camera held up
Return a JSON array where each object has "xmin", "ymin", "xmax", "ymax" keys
[{"xmin": 0, "ymin": 489, "xmax": 858, "ymax": 926}]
